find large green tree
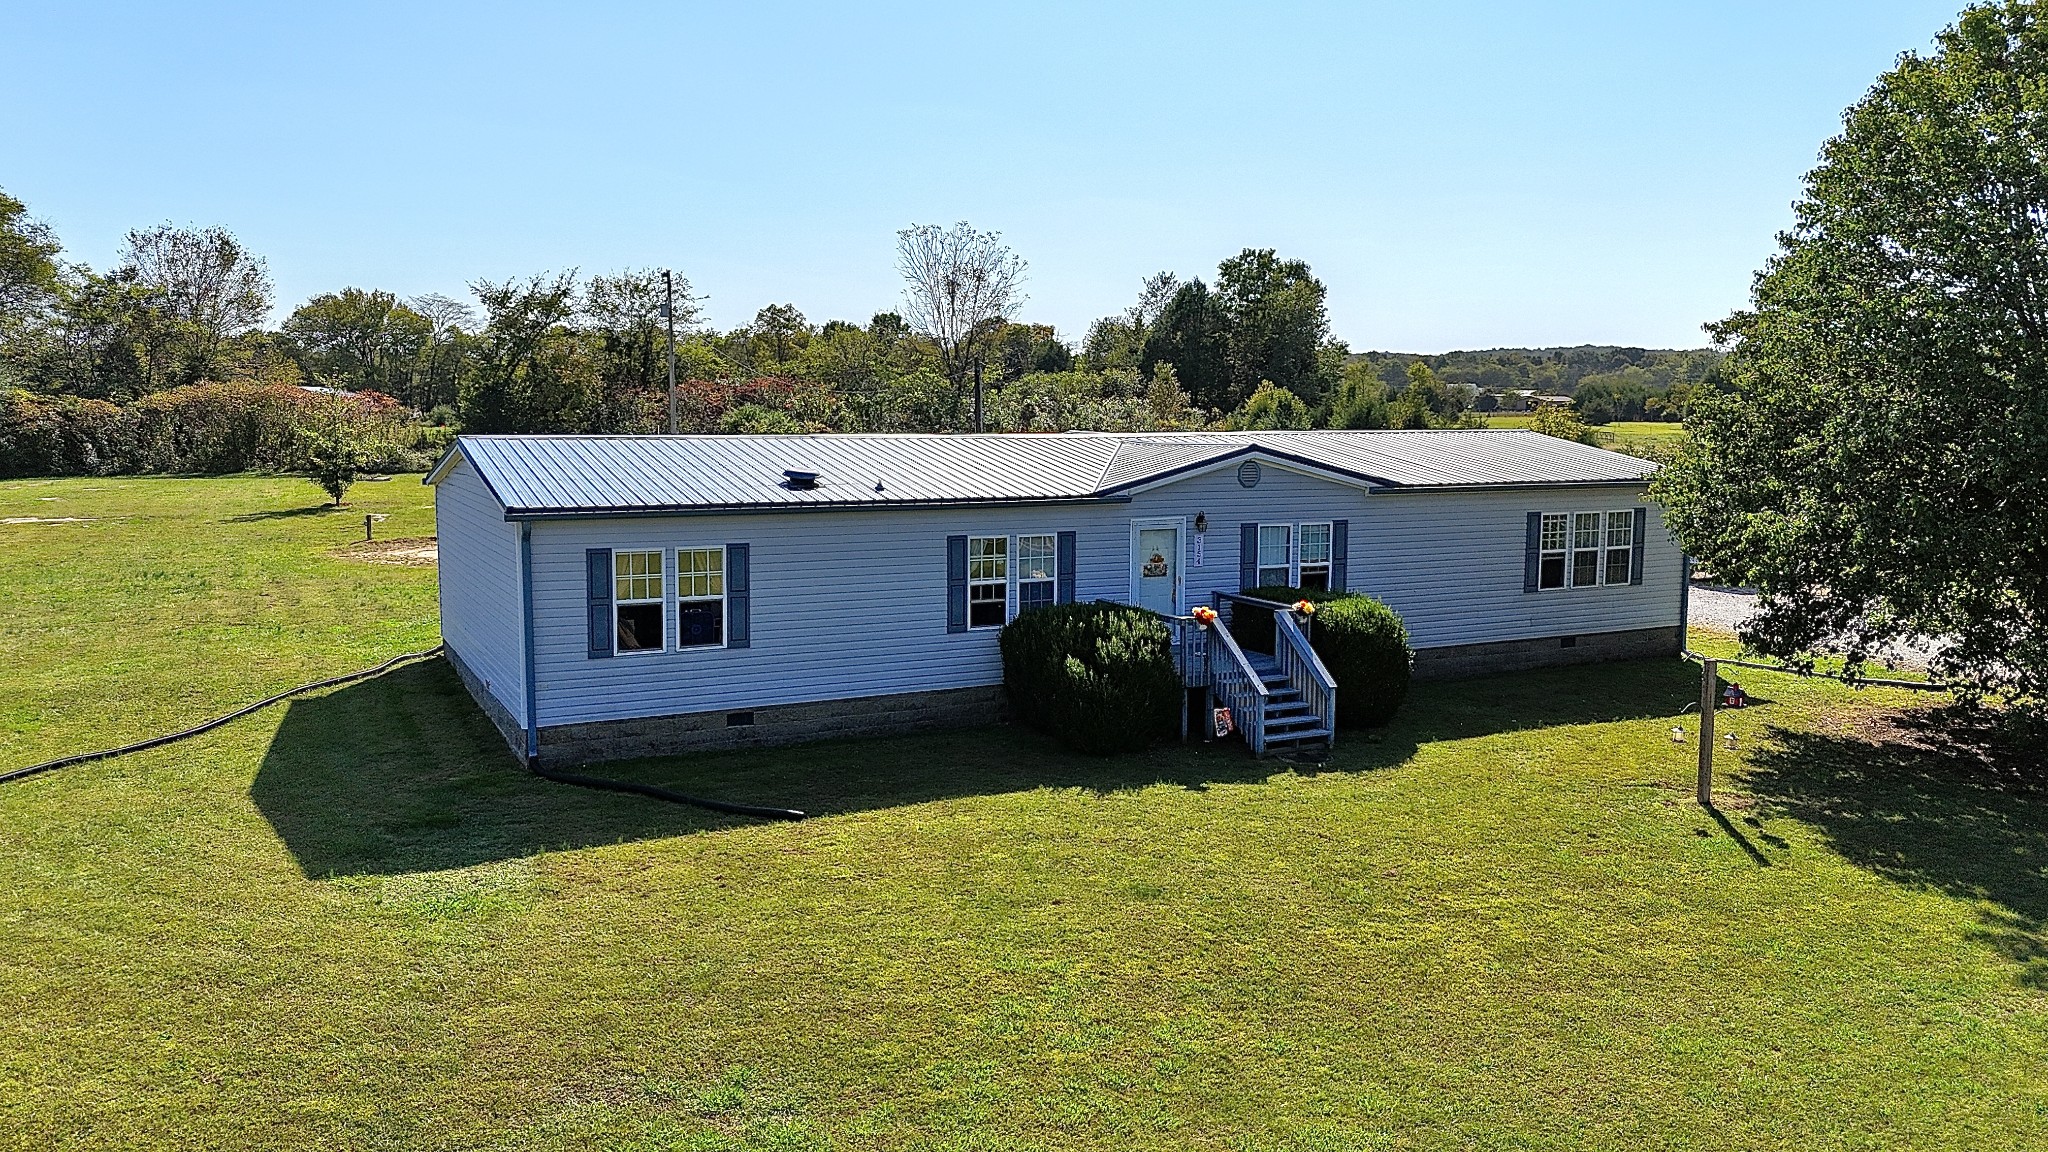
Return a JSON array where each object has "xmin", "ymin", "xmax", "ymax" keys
[
  {"xmin": 1655, "ymin": 0, "xmax": 2048, "ymax": 700},
  {"xmin": 114, "ymin": 223, "xmax": 272, "ymax": 385},
  {"xmin": 281, "ymin": 288, "xmax": 432, "ymax": 402},
  {"xmin": 459, "ymin": 273, "xmax": 594, "ymax": 434},
  {"xmin": 1215, "ymin": 248, "xmax": 1335, "ymax": 409},
  {"xmin": 0, "ymin": 188, "xmax": 63, "ymax": 367},
  {"xmin": 1140, "ymin": 278, "xmax": 1230, "ymax": 412}
]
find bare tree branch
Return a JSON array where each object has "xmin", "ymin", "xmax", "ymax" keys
[{"xmin": 895, "ymin": 221, "xmax": 1027, "ymax": 420}]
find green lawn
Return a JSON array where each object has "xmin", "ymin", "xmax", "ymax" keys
[
  {"xmin": 3, "ymin": 476, "xmax": 2046, "ymax": 1150},
  {"xmin": 1482, "ymin": 414, "xmax": 1689, "ymax": 455}
]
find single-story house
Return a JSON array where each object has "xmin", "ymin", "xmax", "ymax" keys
[{"xmin": 426, "ymin": 429, "xmax": 1683, "ymax": 764}]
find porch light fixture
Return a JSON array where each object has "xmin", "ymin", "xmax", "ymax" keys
[{"xmin": 1194, "ymin": 512, "xmax": 1208, "ymax": 533}]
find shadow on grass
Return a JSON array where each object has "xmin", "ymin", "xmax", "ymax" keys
[
  {"xmin": 252, "ymin": 653, "xmax": 1704, "ymax": 878},
  {"xmin": 1744, "ymin": 707, "xmax": 2048, "ymax": 988},
  {"xmin": 225, "ymin": 505, "xmax": 338, "ymax": 522}
]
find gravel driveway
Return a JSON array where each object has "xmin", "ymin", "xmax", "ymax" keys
[{"xmin": 1687, "ymin": 580, "xmax": 1938, "ymax": 669}]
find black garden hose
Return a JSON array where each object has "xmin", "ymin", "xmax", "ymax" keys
[
  {"xmin": 524, "ymin": 763, "xmax": 806, "ymax": 821},
  {"xmin": 0, "ymin": 646, "xmax": 449, "ymax": 785},
  {"xmin": 2, "ymin": 646, "xmax": 809, "ymax": 822}
]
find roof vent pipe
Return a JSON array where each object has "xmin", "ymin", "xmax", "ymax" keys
[{"xmin": 783, "ymin": 469, "xmax": 821, "ymax": 490}]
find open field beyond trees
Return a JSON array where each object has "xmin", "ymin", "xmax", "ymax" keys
[
  {"xmin": 2, "ymin": 476, "xmax": 2045, "ymax": 1150},
  {"xmin": 1484, "ymin": 414, "xmax": 1689, "ymax": 456}
]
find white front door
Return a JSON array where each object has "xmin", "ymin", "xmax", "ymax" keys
[{"xmin": 1135, "ymin": 524, "xmax": 1181, "ymax": 615}]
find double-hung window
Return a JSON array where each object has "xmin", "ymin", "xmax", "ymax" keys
[
  {"xmin": 614, "ymin": 550, "xmax": 665, "ymax": 652},
  {"xmin": 1570, "ymin": 512, "xmax": 1604, "ymax": 587},
  {"xmin": 968, "ymin": 535, "xmax": 1008, "ymax": 628},
  {"xmin": 1017, "ymin": 534, "xmax": 1056, "ymax": 614},
  {"xmin": 1297, "ymin": 523, "xmax": 1333, "ymax": 590},
  {"xmin": 1536, "ymin": 510, "xmax": 1638, "ymax": 590},
  {"xmin": 1538, "ymin": 513, "xmax": 1569, "ymax": 590},
  {"xmin": 675, "ymin": 546, "xmax": 726, "ymax": 647},
  {"xmin": 1256, "ymin": 524, "xmax": 1292, "ymax": 587},
  {"xmin": 1602, "ymin": 510, "xmax": 1635, "ymax": 585}
]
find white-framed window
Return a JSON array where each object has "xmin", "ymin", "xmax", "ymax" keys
[
  {"xmin": 1017, "ymin": 534, "xmax": 1056, "ymax": 614},
  {"xmin": 614, "ymin": 549, "xmax": 666, "ymax": 653},
  {"xmin": 675, "ymin": 546, "xmax": 726, "ymax": 648},
  {"xmin": 1571, "ymin": 512, "xmax": 1604, "ymax": 587},
  {"xmin": 1538, "ymin": 513, "xmax": 1569, "ymax": 590},
  {"xmin": 968, "ymin": 535, "xmax": 1008, "ymax": 629},
  {"xmin": 1297, "ymin": 522, "xmax": 1333, "ymax": 591},
  {"xmin": 1256, "ymin": 523, "xmax": 1292, "ymax": 587},
  {"xmin": 1603, "ymin": 510, "xmax": 1635, "ymax": 585},
  {"xmin": 1536, "ymin": 510, "xmax": 1637, "ymax": 590}
]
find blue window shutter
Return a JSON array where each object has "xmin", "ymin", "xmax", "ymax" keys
[
  {"xmin": 1631, "ymin": 508, "xmax": 1647, "ymax": 586},
  {"xmin": 586, "ymin": 548, "xmax": 613, "ymax": 658},
  {"xmin": 1330, "ymin": 519, "xmax": 1349, "ymax": 592},
  {"xmin": 1239, "ymin": 523, "xmax": 1258, "ymax": 591},
  {"xmin": 1523, "ymin": 512, "xmax": 1541, "ymax": 594},
  {"xmin": 946, "ymin": 534, "xmax": 968, "ymax": 633},
  {"xmin": 1056, "ymin": 530, "xmax": 1077, "ymax": 605},
  {"xmin": 726, "ymin": 543, "xmax": 751, "ymax": 648}
]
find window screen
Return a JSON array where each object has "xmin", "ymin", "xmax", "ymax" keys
[
  {"xmin": 1257, "ymin": 524, "xmax": 1292, "ymax": 587},
  {"xmin": 614, "ymin": 550, "xmax": 665, "ymax": 652}
]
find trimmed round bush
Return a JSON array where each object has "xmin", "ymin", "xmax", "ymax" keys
[
  {"xmin": 1311, "ymin": 595, "xmax": 1412, "ymax": 728},
  {"xmin": 1000, "ymin": 602, "xmax": 1181, "ymax": 755}
]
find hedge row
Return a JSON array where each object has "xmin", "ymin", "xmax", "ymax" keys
[
  {"xmin": 1000, "ymin": 602, "xmax": 1182, "ymax": 755},
  {"xmin": 0, "ymin": 384, "xmax": 443, "ymax": 479}
]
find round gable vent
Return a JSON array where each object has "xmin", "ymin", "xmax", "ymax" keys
[{"xmin": 1236, "ymin": 460, "xmax": 1262, "ymax": 488}]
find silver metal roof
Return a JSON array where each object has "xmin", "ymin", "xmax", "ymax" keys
[{"xmin": 430, "ymin": 430, "xmax": 1657, "ymax": 518}]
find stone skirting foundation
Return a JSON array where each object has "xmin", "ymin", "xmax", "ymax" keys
[
  {"xmin": 535, "ymin": 685, "xmax": 1004, "ymax": 766},
  {"xmin": 1410, "ymin": 625, "xmax": 1683, "ymax": 681}
]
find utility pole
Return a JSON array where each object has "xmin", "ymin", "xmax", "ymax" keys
[
  {"xmin": 1697, "ymin": 657, "xmax": 1717, "ymax": 807},
  {"xmin": 663, "ymin": 269, "xmax": 678, "ymax": 435}
]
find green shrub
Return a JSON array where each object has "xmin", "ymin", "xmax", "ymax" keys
[
  {"xmin": 1227, "ymin": 585, "xmax": 1352, "ymax": 651},
  {"xmin": 1000, "ymin": 602, "xmax": 1181, "ymax": 755},
  {"xmin": 0, "ymin": 388, "xmax": 126, "ymax": 478},
  {"xmin": 1223, "ymin": 586, "xmax": 1412, "ymax": 728},
  {"xmin": 1311, "ymin": 596, "xmax": 1412, "ymax": 727},
  {"xmin": 1, "ymin": 382, "xmax": 432, "ymax": 478}
]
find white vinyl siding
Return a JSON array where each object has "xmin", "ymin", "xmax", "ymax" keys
[
  {"xmin": 431, "ymin": 455, "xmax": 527, "ymax": 726},
  {"xmin": 511, "ymin": 457, "xmax": 1679, "ymax": 729}
]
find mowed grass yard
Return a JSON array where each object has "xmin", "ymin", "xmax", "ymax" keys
[{"xmin": 3, "ymin": 476, "xmax": 2047, "ymax": 1150}]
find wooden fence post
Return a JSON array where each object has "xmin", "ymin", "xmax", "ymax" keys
[{"xmin": 1698, "ymin": 657, "xmax": 1717, "ymax": 808}]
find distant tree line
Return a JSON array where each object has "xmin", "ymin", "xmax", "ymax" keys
[
  {"xmin": 1351, "ymin": 346, "xmax": 1723, "ymax": 423},
  {"xmin": 0, "ymin": 189, "xmax": 1715, "ymax": 478}
]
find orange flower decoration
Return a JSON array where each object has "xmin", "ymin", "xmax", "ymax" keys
[
  {"xmin": 1294, "ymin": 600, "xmax": 1317, "ymax": 616},
  {"xmin": 1192, "ymin": 606, "xmax": 1219, "ymax": 626}
]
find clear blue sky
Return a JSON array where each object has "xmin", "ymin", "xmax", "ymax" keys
[{"xmin": 4, "ymin": 0, "xmax": 1963, "ymax": 352}]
